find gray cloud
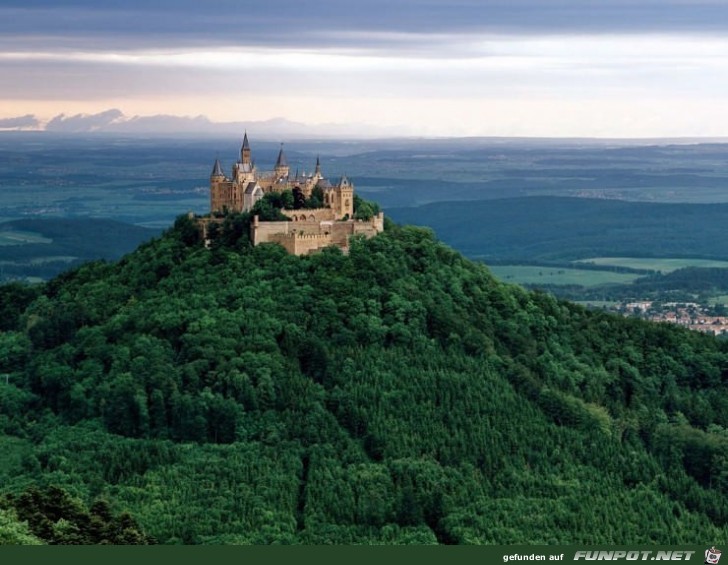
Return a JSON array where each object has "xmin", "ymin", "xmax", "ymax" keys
[
  {"xmin": 2, "ymin": 1, "xmax": 728, "ymax": 54},
  {"xmin": 0, "ymin": 114, "xmax": 39, "ymax": 129},
  {"xmin": 46, "ymin": 109, "xmax": 125, "ymax": 132}
]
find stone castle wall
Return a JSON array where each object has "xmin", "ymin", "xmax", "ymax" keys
[
  {"xmin": 251, "ymin": 212, "xmax": 385, "ymax": 255},
  {"xmin": 267, "ymin": 232, "xmax": 334, "ymax": 255},
  {"xmin": 281, "ymin": 208, "xmax": 335, "ymax": 223}
]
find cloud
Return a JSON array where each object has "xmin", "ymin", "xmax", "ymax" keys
[
  {"xmin": 46, "ymin": 109, "xmax": 126, "ymax": 132},
  {"xmin": 3, "ymin": 1, "xmax": 728, "ymax": 137},
  {"xmin": 2, "ymin": 1, "xmax": 728, "ymax": 55},
  {"xmin": 0, "ymin": 114, "xmax": 39, "ymax": 129}
]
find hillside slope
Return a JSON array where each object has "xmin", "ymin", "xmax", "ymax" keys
[
  {"xmin": 1, "ymin": 215, "xmax": 727, "ymax": 544},
  {"xmin": 388, "ymin": 197, "xmax": 728, "ymax": 261},
  {"xmin": 0, "ymin": 218, "xmax": 159, "ymax": 281}
]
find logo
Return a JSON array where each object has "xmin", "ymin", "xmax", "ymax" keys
[{"xmin": 706, "ymin": 547, "xmax": 722, "ymax": 565}]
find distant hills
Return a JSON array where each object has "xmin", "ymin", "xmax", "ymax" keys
[
  {"xmin": 388, "ymin": 196, "xmax": 728, "ymax": 261},
  {"xmin": 0, "ymin": 109, "xmax": 403, "ymax": 138},
  {"xmin": 8, "ymin": 109, "xmax": 728, "ymax": 142},
  {"xmin": 0, "ymin": 218, "xmax": 159, "ymax": 281}
]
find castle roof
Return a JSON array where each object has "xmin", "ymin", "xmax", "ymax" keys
[
  {"xmin": 242, "ymin": 132, "xmax": 250, "ymax": 150},
  {"xmin": 244, "ymin": 182, "xmax": 262, "ymax": 195},
  {"xmin": 275, "ymin": 145, "xmax": 288, "ymax": 168},
  {"xmin": 211, "ymin": 158, "xmax": 224, "ymax": 177},
  {"xmin": 337, "ymin": 175, "xmax": 351, "ymax": 188}
]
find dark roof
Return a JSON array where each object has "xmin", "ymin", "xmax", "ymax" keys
[
  {"xmin": 316, "ymin": 178, "xmax": 332, "ymax": 189},
  {"xmin": 275, "ymin": 145, "xmax": 288, "ymax": 168},
  {"xmin": 211, "ymin": 158, "xmax": 224, "ymax": 177},
  {"xmin": 338, "ymin": 175, "xmax": 351, "ymax": 187},
  {"xmin": 242, "ymin": 132, "xmax": 250, "ymax": 150},
  {"xmin": 244, "ymin": 182, "xmax": 261, "ymax": 195}
]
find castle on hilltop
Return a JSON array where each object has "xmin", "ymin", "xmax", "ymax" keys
[{"xmin": 203, "ymin": 133, "xmax": 384, "ymax": 255}]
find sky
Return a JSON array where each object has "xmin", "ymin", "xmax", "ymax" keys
[{"xmin": 3, "ymin": 0, "xmax": 728, "ymax": 137}]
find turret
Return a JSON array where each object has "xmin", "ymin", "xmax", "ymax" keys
[
  {"xmin": 312, "ymin": 155, "xmax": 323, "ymax": 181},
  {"xmin": 210, "ymin": 158, "xmax": 227, "ymax": 214},
  {"xmin": 210, "ymin": 158, "xmax": 225, "ymax": 179},
  {"xmin": 335, "ymin": 175, "xmax": 354, "ymax": 219},
  {"xmin": 241, "ymin": 131, "xmax": 251, "ymax": 166},
  {"xmin": 274, "ymin": 143, "xmax": 289, "ymax": 179}
]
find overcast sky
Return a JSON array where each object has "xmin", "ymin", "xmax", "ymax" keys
[{"xmin": 3, "ymin": 0, "xmax": 728, "ymax": 137}]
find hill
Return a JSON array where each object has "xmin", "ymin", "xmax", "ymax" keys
[
  {"xmin": 0, "ymin": 218, "xmax": 159, "ymax": 281},
  {"xmin": 388, "ymin": 197, "xmax": 728, "ymax": 261},
  {"xmin": 1, "ymin": 215, "xmax": 728, "ymax": 544}
]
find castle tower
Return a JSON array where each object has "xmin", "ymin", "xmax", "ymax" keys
[
  {"xmin": 241, "ymin": 131, "xmax": 251, "ymax": 166},
  {"xmin": 211, "ymin": 158, "xmax": 225, "ymax": 179},
  {"xmin": 312, "ymin": 155, "xmax": 323, "ymax": 182},
  {"xmin": 234, "ymin": 131, "xmax": 255, "ymax": 187},
  {"xmin": 274, "ymin": 143, "xmax": 289, "ymax": 179},
  {"xmin": 334, "ymin": 175, "xmax": 354, "ymax": 219},
  {"xmin": 210, "ymin": 158, "xmax": 228, "ymax": 213}
]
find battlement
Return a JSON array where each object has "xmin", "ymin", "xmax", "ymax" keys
[
  {"xmin": 273, "ymin": 232, "xmax": 331, "ymax": 241},
  {"xmin": 251, "ymin": 212, "xmax": 384, "ymax": 256},
  {"xmin": 282, "ymin": 208, "xmax": 335, "ymax": 223}
]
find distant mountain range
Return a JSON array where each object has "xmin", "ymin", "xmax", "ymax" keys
[{"xmin": 0, "ymin": 109, "xmax": 403, "ymax": 138}]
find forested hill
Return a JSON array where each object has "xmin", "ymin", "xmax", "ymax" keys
[{"xmin": 1, "ymin": 214, "xmax": 728, "ymax": 544}]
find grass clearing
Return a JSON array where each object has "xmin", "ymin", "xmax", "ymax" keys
[
  {"xmin": 0, "ymin": 229, "xmax": 52, "ymax": 246},
  {"xmin": 28, "ymin": 256, "xmax": 79, "ymax": 265},
  {"xmin": 488, "ymin": 265, "xmax": 641, "ymax": 287},
  {"xmin": 572, "ymin": 300, "xmax": 620, "ymax": 309},
  {"xmin": 576, "ymin": 257, "xmax": 728, "ymax": 273}
]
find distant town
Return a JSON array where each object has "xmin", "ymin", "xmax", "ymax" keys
[{"xmin": 614, "ymin": 301, "xmax": 728, "ymax": 336}]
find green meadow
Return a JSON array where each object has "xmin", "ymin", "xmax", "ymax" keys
[
  {"xmin": 576, "ymin": 257, "xmax": 728, "ymax": 273},
  {"xmin": 487, "ymin": 265, "xmax": 641, "ymax": 287},
  {"xmin": 0, "ymin": 229, "xmax": 52, "ymax": 246}
]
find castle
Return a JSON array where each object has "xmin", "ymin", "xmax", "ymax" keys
[{"xmin": 204, "ymin": 133, "xmax": 384, "ymax": 255}]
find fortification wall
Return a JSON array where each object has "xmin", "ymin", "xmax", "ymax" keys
[
  {"xmin": 282, "ymin": 208, "xmax": 335, "ymax": 223},
  {"xmin": 251, "ymin": 218, "xmax": 291, "ymax": 246},
  {"xmin": 268, "ymin": 232, "xmax": 333, "ymax": 255},
  {"xmin": 250, "ymin": 212, "xmax": 385, "ymax": 254}
]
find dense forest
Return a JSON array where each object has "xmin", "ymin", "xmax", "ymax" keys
[{"xmin": 1, "ymin": 213, "xmax": 728, "ymax": 544}]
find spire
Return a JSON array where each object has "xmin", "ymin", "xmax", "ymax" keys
[
  {"xmin": 241, "ymin": 131, "xmax": 251, "ymax": 165},
  {"xmin": 211, "ymin": 158, "xmax": 224, "ymax": 178},
  {"xmin": 275, "ymin": 143, "xmax": 288, "ymax": 168},
  {"xmin": 315, "ymin": 155, "xmax": 321, "ymax": 175}
]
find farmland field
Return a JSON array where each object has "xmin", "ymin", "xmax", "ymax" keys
[
  {"xmin": 0, "ymin": 229, "xmax": 52, "ymax": 246},
  {"xmin": 576, "ymin": 257, "xmax": 728, "ymax": 273},
  {"xmin": 488, "ymin": 265, "xmax": 641, "ymax": 287}
]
